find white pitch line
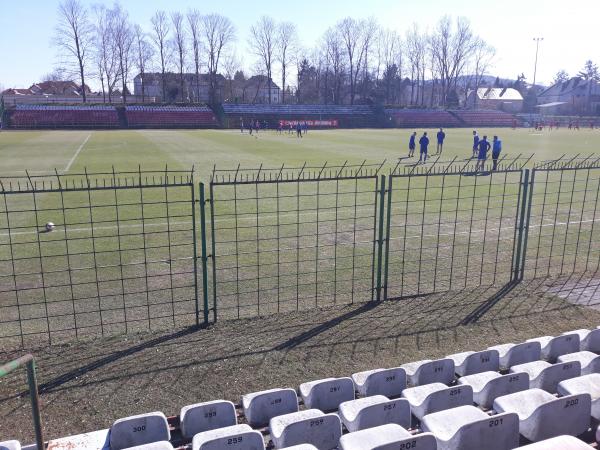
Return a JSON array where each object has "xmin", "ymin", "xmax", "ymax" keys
[
  {"xmin": 64, "ymin": 133, "xmax": 91, "ymax": 172},
  {"xmin": 0, "ymin": 216, "xmax": 599, "ymax": 239}
]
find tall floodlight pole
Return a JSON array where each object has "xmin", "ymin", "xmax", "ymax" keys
[{"xmin": 532, "ymin": 37, "xmax": 544, "ymax": 88}]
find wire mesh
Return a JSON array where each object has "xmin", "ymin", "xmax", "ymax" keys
[
  {"xmin": 384, "ymin": 159, "xmax": 525, "ymax": 299},
  {"xmin": 209, "ymin": 163, "xmax": 382, "ymax": 318},
  {"xmin": 0, "ymin": 170, "xmax": 200, "ymax": 348},
  {"xmin": 525, "ymin": 165, "xmax": 600, "ymax": 280}
]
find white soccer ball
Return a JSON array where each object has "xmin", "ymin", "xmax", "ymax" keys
[{"xmin": 45, "ymin": 222, "xmax": 55, "ymax": 232}]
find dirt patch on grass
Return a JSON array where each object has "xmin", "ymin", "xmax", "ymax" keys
[{"xmin": 1, "ymin": 276, "xmax": 600, "ymax": 444}]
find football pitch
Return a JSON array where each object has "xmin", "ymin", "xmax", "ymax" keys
[
  {"xmin": 1, "ymin": 127, "xmax": 600, "ymax": 177},
  {"xmin": 1, "ymin": 127, "xmax": 600, "ymax": 347}
]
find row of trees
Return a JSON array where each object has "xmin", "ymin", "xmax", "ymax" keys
[{"xmin": 53, "ymin": 0, "xmax": 497, "ymax": 106}]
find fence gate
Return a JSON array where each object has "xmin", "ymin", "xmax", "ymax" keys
[
  {"xmin": 0, "ymin": 170, "xmax": 202, "ymax": 348},
  {"xmin": 383, "ymin": 159, "xmax": 528, "ymax": 299},
  {"xmin": 524, "ymin": 161, "xmax": 600, "ymax": 282},
  {"xmin": 209, "ymin": 163, "xmax": 384, "ymax": 319}
]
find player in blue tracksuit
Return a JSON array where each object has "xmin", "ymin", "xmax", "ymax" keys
[
  {"xmin": 436, "ymin": 128, "xmax": 446, "ymax": 154},
  {"xmin": 419, "ymin": 132, "xmax": 430, "ymax": 163},
  {"xmin": 472, "ymin": 130, "xmax": 480, "ymax": 158},
  {"xmin": 476, "ymin": 135, "xmax": 491, "ymax": 171},
  {"xmin": 408, "ymin": 132, "xmax": 417, "ymax": 157},
  {"xmin": 492, "ymin": 136, "xmax": 502, "ymax": 170}
]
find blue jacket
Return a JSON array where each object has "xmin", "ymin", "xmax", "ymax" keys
[
  {"xmin": 419, "ymin": 136, "xmax": 429, "ymax": 150},
  {"xmin": 493, "ymin": 140, "xmax": 502, "ymax": 156}
]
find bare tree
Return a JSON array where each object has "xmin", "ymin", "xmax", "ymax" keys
[
  {"xmin": 469, "ymin": 39, "xmax": 495, "ymax": 107},
  {"xmin": 249, "ymin": 16, "xmax": 277, "ymax": 103},
  {"xmin": 171, "ymin": 12, "xmax": 186, "ymax": 102},
  {"xmin": 377, "ymin": 28, "xmax": 402, "ymax": 103},
  {"xmin": 338, "ymin": 17, "xmax": 361, "ymax": 104},
  {"xmin": 222, "ymin": 51, "xmax": 240, "ymax": 101},
  {"xmin": 277, "ymin": 21, "xmax": 298, "ymax": 104},
  {"xmin": 322, "ymin": 28, "xmax": 344, "ymax": 104},
  {"xmin": 134, "ymin": 24, "xmax": 154, "ymax": 102},
  {"xmin": 151, "ymin": 10, "xmax": 169, "ymax": 101},
  {"xmin": 430, "ymin": 16, "xmax": 478, "ymax": 107},
  {"xmin": 202, "ymin": 13, "xmax": 236, "ymax": 104},
  {"xmin": 54, "ymin": 0, "xmax": 93, "ymax": 102},
  {"xmin": 578, "ymin": 60, "xmax": 600, "ymax": 113},
  {"xmin": 93, "ymin": 5, "xmax": 119, "ymax": 103},
  {"xmin": 113, "ymin": 5, "xmax": 134, "ymax": 103},
  {"xmin": 337, "ymin": 17, "xmax": 375, "ymax": 104},
  {"xmin": 187, "ymin": 9, "xmax": 202, "ymax": 103},
  {"xmin": 405, "ymin": 24, "xmax": 426, "ymax": 105}
]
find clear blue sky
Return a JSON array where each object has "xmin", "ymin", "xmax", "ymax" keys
[{"xmin": 1, "ymin": 0, "xmax": 598, "ymax": 90}]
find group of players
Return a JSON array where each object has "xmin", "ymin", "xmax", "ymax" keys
[
  {"xmin": 240, "ymin": 118, "xmax": 308, "ymax": 137},
  {"xmin": 408, "ymin": 128, "xmax": 503, "ymax": 170}
]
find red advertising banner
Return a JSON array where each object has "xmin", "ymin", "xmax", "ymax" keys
[{"xmin": 279, "ymin": 119, "xmax": 339, "ymax": 127}]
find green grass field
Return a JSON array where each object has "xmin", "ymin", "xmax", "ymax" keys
[
  {"xmin": 1, "ymin": 127, "xmax": 600, "ymax": 177},
  {"xmin": 1, "ymin": 127, "xmax": 600, "ymax": 348}
]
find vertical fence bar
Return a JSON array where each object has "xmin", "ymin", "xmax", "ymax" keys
[
  {"xmin": 520, "ymin": 169, "xmax": 535, "ymax": 281},
  {"xmin": 375, "ymin": 175, "xmax": 386, "ymax": 301},
  {"xmin": 191, "ymin": 183, "xmax": 200, "ymax": 325},
  {"xmin": 209, "ymin": 182, "xmax": 218, "ymax": 322},
  {"xmin": 383, "ymin": 175, "xmax": 393, "ymax": 300},
  {"xmin": 370, "ymin": 176, "xmax": 379, "ymax": 301},
  {"xmin": 513, "ymin": 169, "xmax": 530, "ymax": 282},
  {"xmin": 199, "ymin": 183, "xmax": 210, "ymax": 325}
]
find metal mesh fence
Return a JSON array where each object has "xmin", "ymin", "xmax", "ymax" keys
[
  {"xmin": 0, "ymin": 170, "xmax": 200, "ymax": 348},
  {"xmin": 209, "ymin": 163, "xmax": 383, "ymax": 318}
]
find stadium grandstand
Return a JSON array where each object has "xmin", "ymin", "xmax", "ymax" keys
[
  {"xmin": 222, "ymin": 104, "xmax": 378, "ymax": 129},
  {"xmin": 125, "ymin": 105, "xmax": 218, "ymax": 128},
  {"xmin": 386, "ymin": 109, "xmax": 462, "ymax": 128},
  {"xmin": 8, "ymin": 104, "xmax": 120, "ymax": 129},
  {"xmin": 6, "ymin": 329, "xmax": 600, "ymax": 449}
]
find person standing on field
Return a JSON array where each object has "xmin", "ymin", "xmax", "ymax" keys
[
  {"xmin": 408, "ymin": 131, "xmax": 417, "ymax": 157},
  {"xmin": 436, "ymin": 128, "xmax": 446, "ymax": 154},
  {"xmin": 476, "ymin": 135, "xmax": 491, "ymax": 171},
  {"xmin": 472, "ymin": 130, "xmax": 480, "ymax": 158},
  {"xmin": 419, "ymin": 132, "xmax": 429, "ymax": 163},
  {"xmin": 492, "ymin": 136, "xmax": 502, "ymax": 170}
]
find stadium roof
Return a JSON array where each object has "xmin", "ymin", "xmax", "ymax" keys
[{"xmin": 471, "ymin": 87, "xmax": 523, "ymax": 101}]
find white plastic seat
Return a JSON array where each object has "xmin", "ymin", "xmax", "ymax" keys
[
  {"xmin": 400, "ymin": 358, "xmax": 455, "ymax": 386},
  {"xmin": 488, "ymin": 342, "xmax": 541, "ymax": 369},
  {"xmin": 269, "ymin": 409, "xmax": 342, "ymax": 450},
  {"xmin": 278, "ymin": 446, "xmax": 318, "ymax": 450},
  {"xmin": 0, "ymin": 441, "xmax": 20, "ymax": 450},
  {"xmin": 558, "ymin": 373, "xmax": 600, "ymax": 420},
  {"xmin": 493, "ymin": 388, "xmax": 591, "ymax": 441},
  {"xmin": 351, "ymin": 367, "xmax": 406, "ymax": 398},
  {"xmin": 421, "ymin": 405, "xmax": 519, "ymax": 450},
  {"xmin": 242, "ymin": 388, "xmax": 298, "ymax": 427},
  {"xmin": 123, "ymin": 442, "xmax": 174, "ymax": 450},
  {"xmin": 517, "ymin": 435, "xmax": 593, "ymax": 448},
  {"xmin": 192, "ymin": 424, "xmax": 264, "ymax": 450},
  {"xmin": 458, "ymin": 371, "xmax": 529, "ymax": 409},
  {"xmin": 180, "ymin": 400, "xmax": 237, "ymax": 439},
  {"xmin": 401, "ymin": 382, "xmax": 472, "ymax": 419},
  {"xmin": 527, "ymin": 334, "xmax": 580, "ymax": 362},
  {"xmin": 510, "ymin": 360, "xmax": 581, "ymax": 393},
  {"xmin": 558, "ymin": 351, "xmax": 600, "ymax": 375},
  {"xmin": 299, "ymin": 377, "xmax": 354, "ymax": 412},
  {"xmin": 447, "ymin": 349, "xmax": 500, "ymax": 376},
  {"xmin": 338, "ymin": 395, "xmax": 410, "ymax": 432},
  {"xmin": 338, "ymin": 423, "xmax": 437, "ymax": 450},
  {"xmin": 564, "ymin": 329, "xmax": 600, "ymax": 353},
  {"xmin": 109, "ymin": 412, "xmax": 170, "ymax": 450}
]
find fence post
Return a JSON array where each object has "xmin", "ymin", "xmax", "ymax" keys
[
  {"xmin": 375, "ymin": 175, "xmax": 386, "ymax": 301},
  {"xmin": 191, "ymin": 183, "xmax": 200, "ymax": 326},
  {"xmin": 513, "ymin": 169, "xmax": 530, "ymax": 282},
  {"xmin": 383, "ymin": 175, "xmax": 393, "ymax": 301},
  {"xmin": 519, "ymin": 169, "xmax": 536, "ymax": 281},
  {"xmin": 209, "ymin": 182, "xmax": 218, "ymax": 322},
  {"xmin": 199, "ymin": 183, "xmax": 210, "ymax": 325}
]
